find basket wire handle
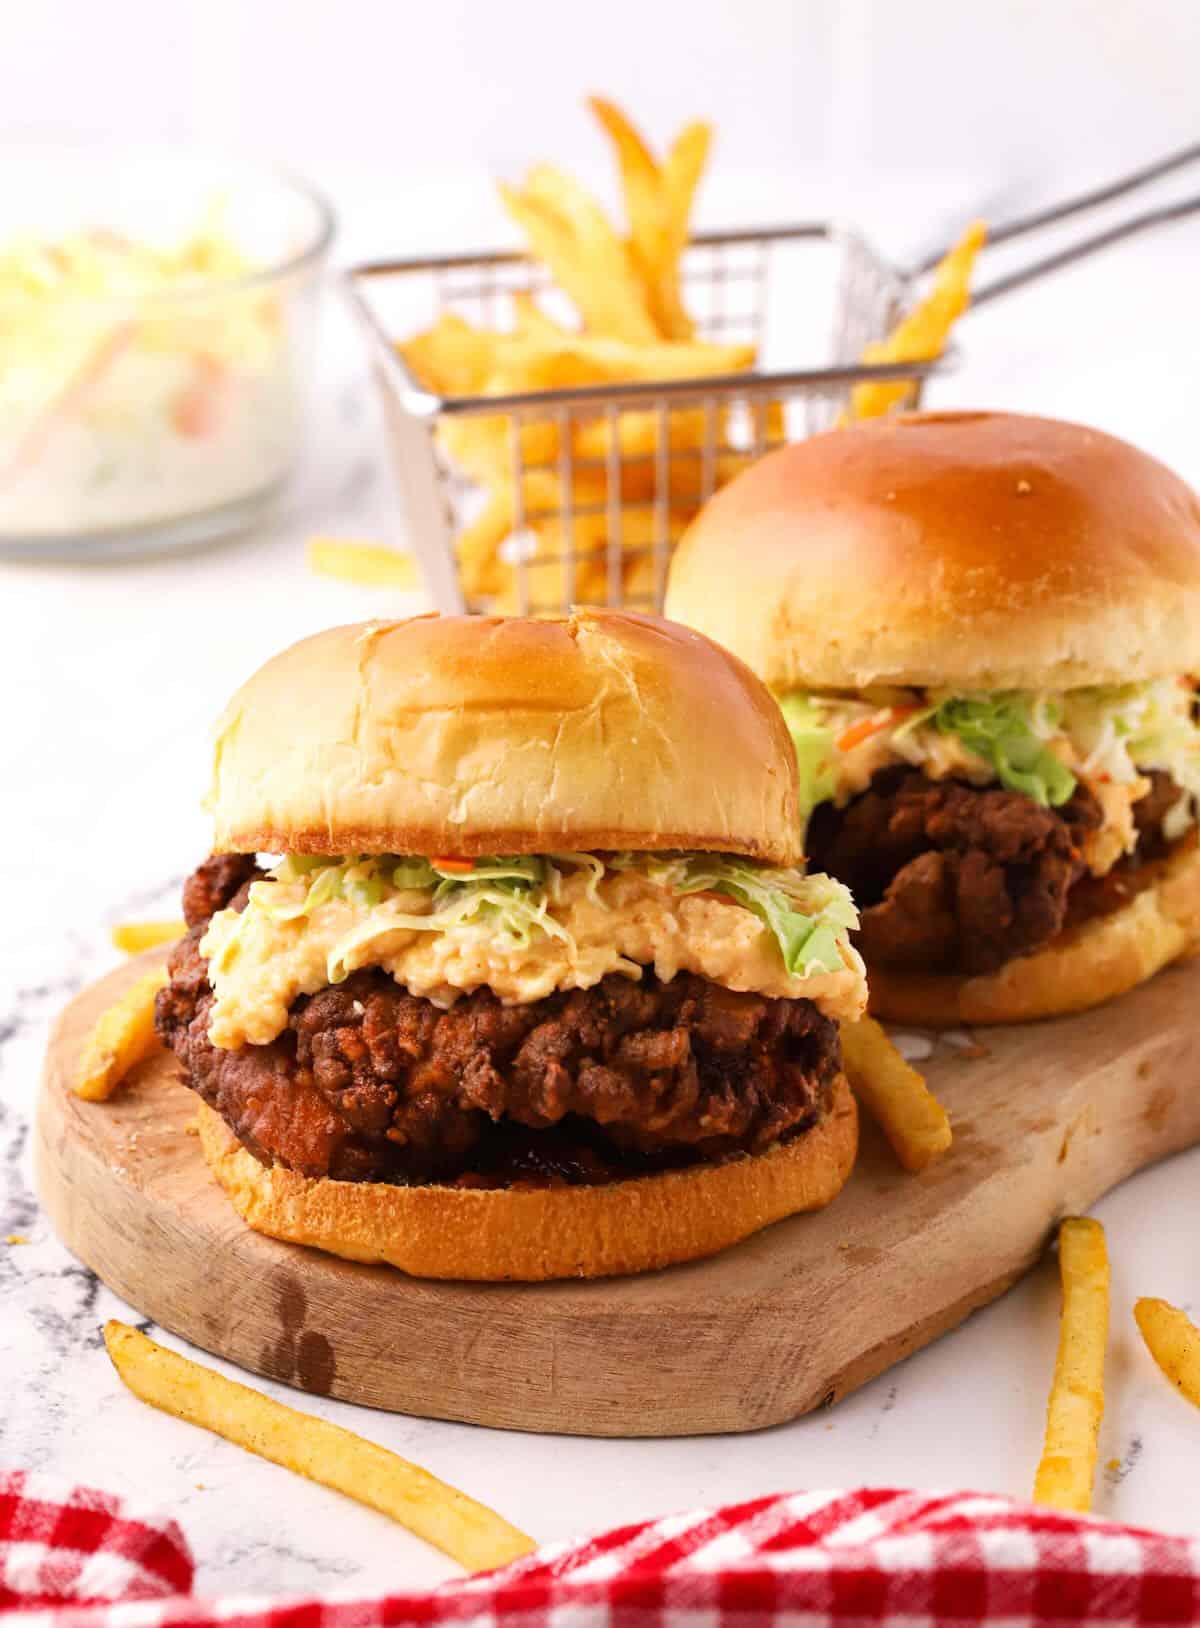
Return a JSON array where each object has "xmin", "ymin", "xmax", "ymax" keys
[{"xmin": 911, "ymin": 140, "xmax": 1200, "ymax": 305}]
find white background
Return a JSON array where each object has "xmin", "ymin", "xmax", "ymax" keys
[
  {"xmin": 6, "ymin": 0, "xmax": 1199, "ymax": 259},
  {"xmin": 3, "ymin": 0, "xmax": 1200, "ymax": 1593}
]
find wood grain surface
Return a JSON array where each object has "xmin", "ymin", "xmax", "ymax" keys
[{"xmin": 35, "ymin": 951, "xmax": 1200, "ymax": 1437}]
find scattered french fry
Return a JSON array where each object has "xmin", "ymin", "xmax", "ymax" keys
[
  {"xmin": 1135, "ymin": 1296, "xmax": 1200, "ymax": 1409},
  {"xmin": 74, "ymin": 968, "xmax": 167, "ymax": 1101},
  {"xmin": 110, "ymin": 920, "xmax": 186, "ymax": 954},
  {"xmin": 306, "ymin": 538, "xmax": 418, "ymax": 590},
  {"xmin": 848, "ymin": 219, "xmax": 986, "ymax": 422},
  {"xmin": 1033, "ymin": 1217, "xmax": 1110, "ymax": 1513},
  {"xmin": 104, "ymin": 1322, "xmax": 536, "ymax": 1574},
  {"xmin": 840, "ymin": 1016, "xmax": 952, "ymax": 1171}
]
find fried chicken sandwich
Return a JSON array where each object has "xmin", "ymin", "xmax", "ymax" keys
[
  {"xmin": 157, "ymin": 611, "xmax": 866, "ymax": 1279},
  {"xmin": 665, "ymin": 411, "xmax": 1200, "ymax": 1025}
]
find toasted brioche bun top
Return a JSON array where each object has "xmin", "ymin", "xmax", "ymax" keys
[
  {"xmin": 208, "ymin": 610, "xmax": 802, "ymax": 864},
  {"xmin": 665, "ymin": 411, "xmax": 1200, "ymax": 693}
]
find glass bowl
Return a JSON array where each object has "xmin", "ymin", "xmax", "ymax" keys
[{"xmin": 0, "ymin": 147, "xmax": 334, "ymax": 560}]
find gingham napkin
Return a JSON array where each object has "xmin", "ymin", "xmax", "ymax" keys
[{"xmin": 3, "ymin": 1471, "xmax": 1199, "ymax": 1626}]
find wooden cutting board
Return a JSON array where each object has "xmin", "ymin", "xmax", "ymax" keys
[{"xmin": 35, "ymin": 951, "xmax": 1200, "ymax": 1437}]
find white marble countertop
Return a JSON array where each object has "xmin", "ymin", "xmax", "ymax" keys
[{"xmin": 3, "ymin": 181, "xmax": 1200, "ymax": 1598}]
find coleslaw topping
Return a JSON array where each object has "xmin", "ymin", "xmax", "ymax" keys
[
  {"xmin": 781, "ymin": 678, "xmax": 1200, "ymax": 860},
  {"xmin": 200, "ymin": 850, "xmax": 865, "ymax": 1049}
]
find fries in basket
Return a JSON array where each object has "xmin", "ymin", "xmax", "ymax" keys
[
  {"xmin": 396, "ymin": 98, "xmax": 784, "ymax": 614},
  {"xmin": 848, "ymin": 220, "xmax": 987, "ymax": 422},
  {"xmin": 390, "ymin": 98, "xmax": 983, "ymax": 614}
]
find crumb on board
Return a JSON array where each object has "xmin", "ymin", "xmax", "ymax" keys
[
  {"xmin": 941, "ymin": 1029, "xmax": 991, "ymax": 1060},
  {"xmin": 890, "ymin": 1031, "xmax": 934, "ymax": 1064},
  {"xmin": 1106, "ymin": 1458, "xmax": 1121, "ymax": 1471},
  {"xmin": 4, "ymin": 1234, "xmax": 30, "ymax": 1246}
]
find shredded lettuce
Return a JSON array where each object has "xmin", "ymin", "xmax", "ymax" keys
[
  {"xmin": 931, "ymin": 696, "xmax": 1077, "ymax": 807},
  {"xmin": 244, "ymin": 848, "xmax": 857, "ymax": 987},
  {"xmin": 673, "ymin": 857, "xmax": 857, "ymax": 977},
  {"xmin": 777, "ymin": 694, "xmax": 837, "ymax": 816},
  {"xmin": 610, "ymin": 852, "xmax": 857, "ymax": 976},
  {"xmin": 776, "ymin": 679, "xmax": 1200, "ymax": 834},
  {"xmin": 326, "ymin": 880, "xmax": 572, "ymax": 984},
  {"xmin": 391, "ymin": 857, "xmax": 437, "ymax": 891},
  {"xmin": 1060, "ymin": 681, "xmax": 1200, "ymax": 801}
]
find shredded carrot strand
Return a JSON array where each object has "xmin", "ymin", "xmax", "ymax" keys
[{"xmin": 836, "ymin": 705, "xmax": 923, "ymax": 755}]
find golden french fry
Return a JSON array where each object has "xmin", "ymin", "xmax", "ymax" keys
[
  {"xmin": 589, "ymin": 99, "xmax": 711, "ymax": 343},
  {"xmin": 455, "ymin": 461, "xmax": 613, "ymax": 598},
  {"xmin": 848, "ymin": 220, "xmax": 986, "ymax": 422},
  {"xmin": 499, "ymin": 168, "xmax": 658, "ymax": 344},
  {"xmin": 839, "ymin": 1016, "xmax": 952, "ymax": 1172},
  {"xmin": 439, "ymin": 398, "xmax": 565, "ymax": 488},
  {"xmin": 621, "ymin": 550, "xmax": 660, "ymax": 605},
  {"xmin": 510, "ymin": 290, "xmax": 574, "ymax": 344},
  {"xmin": 620, "ymin": 512, "xmax": 693, "ymax": 605},
  {"xmin": 455, "ymin": 488, "xmax": 516, "ymax": 598},
  {"xmin": 103, "ymin": 1322, "xmax": 535, "ymax": 1573},
  {"xmin": 547, "ymin": 333, "xmax": 754, "ymax": 382},
  {"xmin": 489, "ymin": 473, "xmax": 616, "ymax": 614},
  {"xmin": 491, "ymin": 499, "xmax": 690, "ymax": 615},
  {"xmin": 656, "ymin": 121, "xmax": 712, "ymax": 340},
  {"xmin": 438, "ymin": 417, "xmax": 509, "ymax": 487},
  {"xmin": 573, "ymin": 408, "xmax": 751, "ymax": 504},
  {"xmin": 402, "ymin": 317, "xmax": 574, "ymax": 414},
  {"xmin": 75, "ymin": 968, "xmax": 167, "ymax": 1101},
  {"xmin": 1033, "ymin": 1217, "xmax": 1110, "ymax": 1513},
  {"xmin": 1135, "ymin": 1297, "xmax": 1200, "ymax": 1407},
  {"xmin": 397, "ymin": 312, "xmax": 499, "ymax": 397},
  {"xmin": 588, "ymin": 96, "xmax": 669, "ymax": 303},
  {"xmin": 588, "ymin": 98, "xmax": 661, "ymax": 249},
  {"xmin": 757, "ymin": 396, "xmax": 787, "ymax": 447},
  {"xmin": 110, "ymin": 920, "xmax": 186, "ymax": 955},
  {"xmin": 492, "ymin": 540, "xmax": 609, "ymax": 615},
  {"xmin": 306, "ymin": 538, "xmax": 418, "ymax": 590}
]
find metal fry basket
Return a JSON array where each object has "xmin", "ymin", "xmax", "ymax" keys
[{"xmin": 348, "ymin": 224, "xmax": 945, "ymax": 616}]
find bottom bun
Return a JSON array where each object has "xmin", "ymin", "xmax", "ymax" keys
[
  {"xmin": 196, "ymin": 1076, "xmax": 858, "ymax": 1282},
  {"xmin": 867, "ymin": 839, "xmax": 1200, "ymax": 1028}
]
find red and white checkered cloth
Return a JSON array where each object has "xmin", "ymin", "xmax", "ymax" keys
[{"xmin": 4, "ymin": 1471, "xmax": 1199, "ymax": 1627}]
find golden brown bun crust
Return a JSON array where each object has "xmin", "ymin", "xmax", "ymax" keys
[
  {"xmin": 209, "ymin": 610, "xmax": 801, "ymax": 866},
  {"xmin": 867, "ymin": 840, "xmax": 1200, "ymax": 1026},
  {"xmin": 195, "ymin": 1077, "xmax": 857, "ymax": 1281},
  {"xmin": 665, "ymin": 411, "xmax": 1200, "ymax": 692}
]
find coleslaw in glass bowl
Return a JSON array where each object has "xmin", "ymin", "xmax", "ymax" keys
[{"xmin": 0, "ymin": 147, "xmax": 334, "ymax": 559}]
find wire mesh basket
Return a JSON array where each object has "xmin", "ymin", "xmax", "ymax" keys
[{"xmin": 348, "ymin": 223, "xmax": 946, "ymax": 616}]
